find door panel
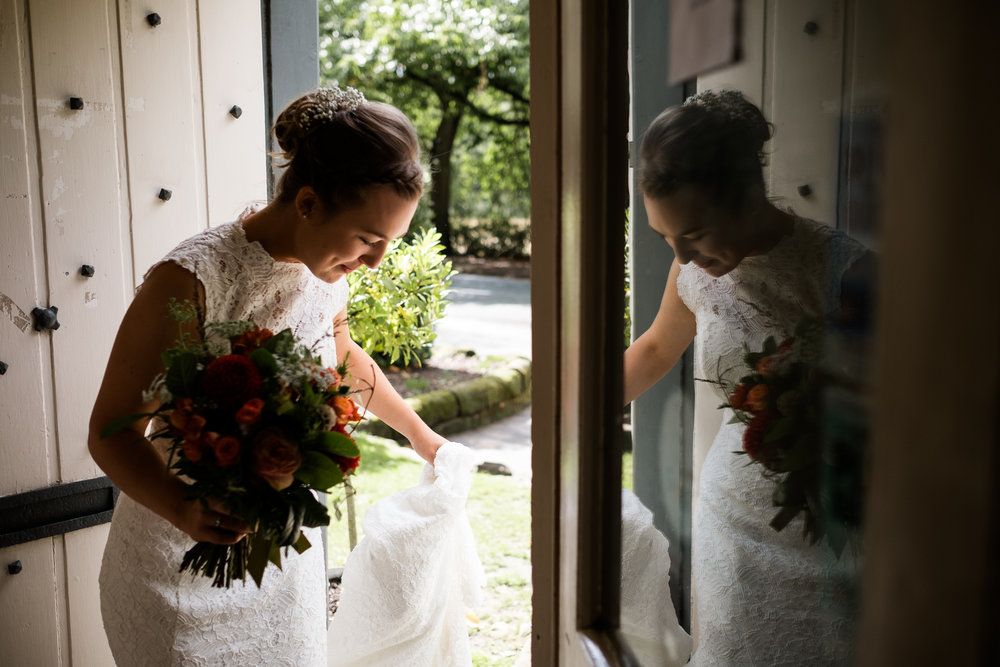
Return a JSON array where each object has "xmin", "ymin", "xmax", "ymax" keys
[
  {"xmin": 198, "ymin": 0, "xmax": 267, "ymax": 226},
  {"xmin": 0, "ymin": 0, "xmax": 56, "ymax": 496},
  {"xmin": 29, "ymin": 0, "xmax": 131, "ymax": 484},
  {"xmin": 118, "ymin": 0, "xmax": 207, "ymax": 280}
]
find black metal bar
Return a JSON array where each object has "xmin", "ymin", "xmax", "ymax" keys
[{"xmin": 0, "ymin": 476, "xmax": 119, "ymax": 547}]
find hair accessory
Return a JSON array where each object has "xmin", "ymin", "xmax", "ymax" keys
[
  {"xmin": 683, "ymin": 89, "xmax": 760, "ymax": 128},
  {"xmin": 299, "ymin": 87, "xmax": 367, "ymax": 131}
]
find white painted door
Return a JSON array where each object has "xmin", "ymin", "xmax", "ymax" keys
[{"xmin": 0, "ymin": 1, "xmax": 265, "ymax": 664}]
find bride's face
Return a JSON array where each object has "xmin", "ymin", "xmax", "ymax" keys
[
  {"xmin": 297, "ymin": 185, "xmax": 418, "ymax": 283},
  {"xmin": 643, "ymin": 187, "xmax": 751, "ymax": 278}
]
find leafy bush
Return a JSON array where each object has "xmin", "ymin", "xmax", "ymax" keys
[
  {"xmin": 347, "ymin": 228, "xmax": 456, "ymax": 368},
  {"xmin": 451, "ymin": 217, "xmax": 531, "ymax": 259}
]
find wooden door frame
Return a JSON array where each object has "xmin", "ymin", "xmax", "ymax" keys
[{"xmin": 530, "ymin": 0, "xmax": 636, "ymax": 663}]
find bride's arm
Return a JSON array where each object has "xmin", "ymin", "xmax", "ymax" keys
[
  {"xmin": 333, "ymin": 308, "xmax": 445, "ymax": 464},
  {"xmin": 88, "ymin": 262, "xmax": 249, "ymax": 544},
  {"xmin": 624, "ymin": 258, "xmax": 697, "ymax": 405}
]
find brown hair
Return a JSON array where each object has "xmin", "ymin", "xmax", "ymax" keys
[
  {"xmin": 271, "ymin": 90, "xmax": 423, "ymax": 211},
  {"xmin": 638, "ymin": 90, "xmax": 772, "ymax": 213}
]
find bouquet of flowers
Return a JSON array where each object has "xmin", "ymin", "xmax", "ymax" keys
[
  {"xmin": 717, "ymin": 319, "xmax": 863, "ymax": 557},
  {"xmin": 102, "ymin": 300, "xmax": 364, "ymax": 587}
]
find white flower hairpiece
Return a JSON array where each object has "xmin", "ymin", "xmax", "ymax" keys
[
  {"xmin": 299, "ymin": 87, "xmax": 367, "ymax": 131},
  {"xmin": 683, "ymin": 89, "xmax": 759, "ymax": 128}
]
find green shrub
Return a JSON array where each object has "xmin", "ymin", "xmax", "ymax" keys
[
  {"xmin": 347, "ymin": 228, "xmax": 456, "ymax": 368},
  {"xmin": 451, "ymin": 217, "xmax": 531, "ymax": 259}
]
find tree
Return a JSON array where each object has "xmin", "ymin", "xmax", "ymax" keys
[{"xmin": 319, "ymin": 0, "xmax": 530, "ymax": 253}]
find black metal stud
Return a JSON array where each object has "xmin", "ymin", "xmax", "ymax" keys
[
  {"xmin": 797, "ymin": 184, "xmax": 813, "ymax": 197},
  {"xmin": 803, "ymin": 21, "xmax": 819, "ymax": 35},
  {"xmin": 80, "ymin": 264, "xmax": 96, "ymax": 277},
  {"xmin": 69, "ymin": 97, "xmax": 84, "ymax": 110},
  {"xmin": 229, "ymin": 105, "xmax": 243, "ymax": 119},
  {"xmin": 0, "ymin": 361, "xmax": 8, "ymax": 375},
  {"xmin": 31, "ymin": 306, "xmax": 60, "ymax": 332},
  {"xmin": 158, "ymin": 188, "xmax": 172, "ymax": 201},
  {"xmin": 146, "ymin": 13, "xmax": 162, "ymax": 27},
  {"xmin": 7, "ymin": 561, "xmax": 22, "ymax": 575}
]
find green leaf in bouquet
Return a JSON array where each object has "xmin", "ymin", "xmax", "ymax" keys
[
  {"xmin": 295, "ymin": 451, "xmax": 345, "ymax": 489},
  {"xmin": 249, "ymin": 347, "xmax": 278, "ymax": 377},
  {"xmin": 98, "ymin": 411, "xmax": 159, "ymax": 439},
  {"xmin": 764, "ymin": 416, "xmax": 795, "ymax": 443},
  {"xmin": 247, "ymin": 533, "xmax": 275, "ymax": 588},
  {"xmin": 292, "ymin": 532, "xmax": 311, "ymax": 554},
  {"xmin": 318, "ymin": 430, "xmax": 360, "ymax": 458},
  {"xmin": 300, "ymin": 492, "xmax": 332, "ymax": 528},
  {"xmin": 165, "ymin": 352, "xmax": 200, "ymax": 396},
  {"xmin": 265, "ymin": 328, "xmax": 296, "ymax": 356}
]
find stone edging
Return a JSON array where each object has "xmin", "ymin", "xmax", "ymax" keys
[{"xmin": 356, "ymin": 357, "xmax": 532, "ymax": 441}]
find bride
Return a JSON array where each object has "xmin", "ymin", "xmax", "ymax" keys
[
  {"xmin": 625, "ymin": 90, "xmax": 872, "ymax": 665},
  {"xmin": 89, "ymin": 87, "xmax": 452, "ymax": 665}
]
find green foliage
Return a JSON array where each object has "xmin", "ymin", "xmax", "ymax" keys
[
  {"xmin": 319, "ymin": 0, "xmax": 530, "ymax": 250},
  {"xmin": 451, "ymin": 217, "xmax": 530, "ymax": 259},
  {"xmin": 347, "ymin": 227, "xmax": 456, "ymax": 367}
]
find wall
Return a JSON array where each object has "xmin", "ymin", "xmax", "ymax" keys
[{"xmin": 0, "ymin": 0, "xmax": 265, "ymax": 662}]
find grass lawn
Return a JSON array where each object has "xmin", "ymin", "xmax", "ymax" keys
[{"xmin": 327, "ymin": 434, "xmax": 531, "ymax": 666}]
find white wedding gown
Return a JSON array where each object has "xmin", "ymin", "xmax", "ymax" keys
[
  {"xmin": 676, "ymin": 217, "xmax": 868, "ymax": 665},
  {"xmin": 100, "ymin": 219, "xmax": 346, "ymax": 666}
]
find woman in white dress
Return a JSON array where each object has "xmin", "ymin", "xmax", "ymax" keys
[
  {"xmin": 624, "ymin": 90, "xmax": 872, "ymax": 665},
  {"xmin": 88, "ymin": 87, "xmax": 447, "ymax": 666}
]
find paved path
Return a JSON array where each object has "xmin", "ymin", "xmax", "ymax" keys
[{"xmin": 434, "ymin": 274, "xmax": 533, "ymax": 482}]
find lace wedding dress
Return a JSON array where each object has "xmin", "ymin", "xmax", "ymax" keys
[
  {"xmin": 677, "ymin": 218, "xmax": 868, "ymax": 666},
  {"xmin": 100, "ymin": 218, "xmax": 346, "ymax": 666}
]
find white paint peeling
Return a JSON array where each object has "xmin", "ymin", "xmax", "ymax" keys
[
  {"xmin": 126, "ymin": 97, "xmax": 146, "ymax": 113},
  {"xmin": 50, "ymin": 177, "xmax": 67, "ymax": 201},
  {"xmin": 85, "ymin": 291, "xmax": 98, "ymax": 305}
]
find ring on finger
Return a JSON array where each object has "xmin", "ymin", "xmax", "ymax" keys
[{"xmin": 213, "ymin": 516, "xmax": 222, "ymax": 528}]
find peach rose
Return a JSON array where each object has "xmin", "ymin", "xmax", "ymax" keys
[{"xmin": 250, "ymin": 430, "xmax": 302, "ymax": 490}]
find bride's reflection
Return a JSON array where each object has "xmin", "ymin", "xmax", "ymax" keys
[{"xmin": 621, "ymin": 89, "xmax": 877, "ymax": 666}]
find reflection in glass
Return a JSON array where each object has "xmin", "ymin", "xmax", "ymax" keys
[{"xmin": 622, "ymin": 81, "xmax": 880, "ymax": 664}]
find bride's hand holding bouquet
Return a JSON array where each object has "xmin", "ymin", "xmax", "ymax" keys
[{"xmin": 102, "ymin": 300, "xmax": 364, "ymax": 587}]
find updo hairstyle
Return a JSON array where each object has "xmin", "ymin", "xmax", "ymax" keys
[
  {"xmin": 271, "ymin": 89, "xmax": 423, "ymax": 212},
  {"xmin": 638, "ymin": 89, "xmax": 772, "ymax": 214}
]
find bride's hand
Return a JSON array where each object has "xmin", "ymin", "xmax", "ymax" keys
[{"xmin": 173, "ymin": 497, "xmax": 252, "ymax": 545}]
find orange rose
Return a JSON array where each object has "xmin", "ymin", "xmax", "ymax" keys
[
  {"xmin": 213, "ymin": 435, "xmax": 242, "ymax": 467},
  {"xmin": 235, "ymin": 398, "xmax": 265, "ymax": 426},
  {"xmin": 330, "ymin": 395, "xmax": 362, "ymax": 425},
  {"xmin": 755, "ymin": 355, "xmax": 775, "ymax": 376},
  {"xmin": 745, "ymin": 384, "xmax": 770, "ymax": 412},
  {"xmin": 169, "ymin": 400, "xmax": 206, "ymax": 440},
  {"xmin": 729, "ymin": 384, "xmax": 750, "ymax": 410},
  {"xmin": 250, "ymin": 430, "xmax": 302, "ymax": 490},
  {"xmin": 231, "ymin": 327, "xmax": 275, "ymax": 355},
  {"xmin": 326, "ymin": 367, "xmax": 343, "ymax": 387},
  {"xmin": 742, "ymin": 411, "xmax": 778, "ymax": 463}
]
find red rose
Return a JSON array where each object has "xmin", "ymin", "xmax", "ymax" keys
[
  {"xmin": 235, "ymin": 398, "xmax": 265, "ymax": 426},
  {"xmin": 201, "ymin": 355, "xmax": 262, "ymax": 412},
  {"xmin": 231, "ymin": 327, "xmax": 275, "ymax": 355},
  {"xmin": 745, "ymin": 384, "xmax": 770, "ymax": 412},
  {"xmin": 213, "ymin": 435, "xmax": 242, "ymax": 467},
  {"xmin": 330, "ymin": 395, "xmax": 362, "ymax": 425},
  {"xmin": 250, "ymin": 430, "xmax": 302, "ymax": 490},
  {"xmin": 729, "ymin": 384, "xmax": 750, "ymax": 410}
]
